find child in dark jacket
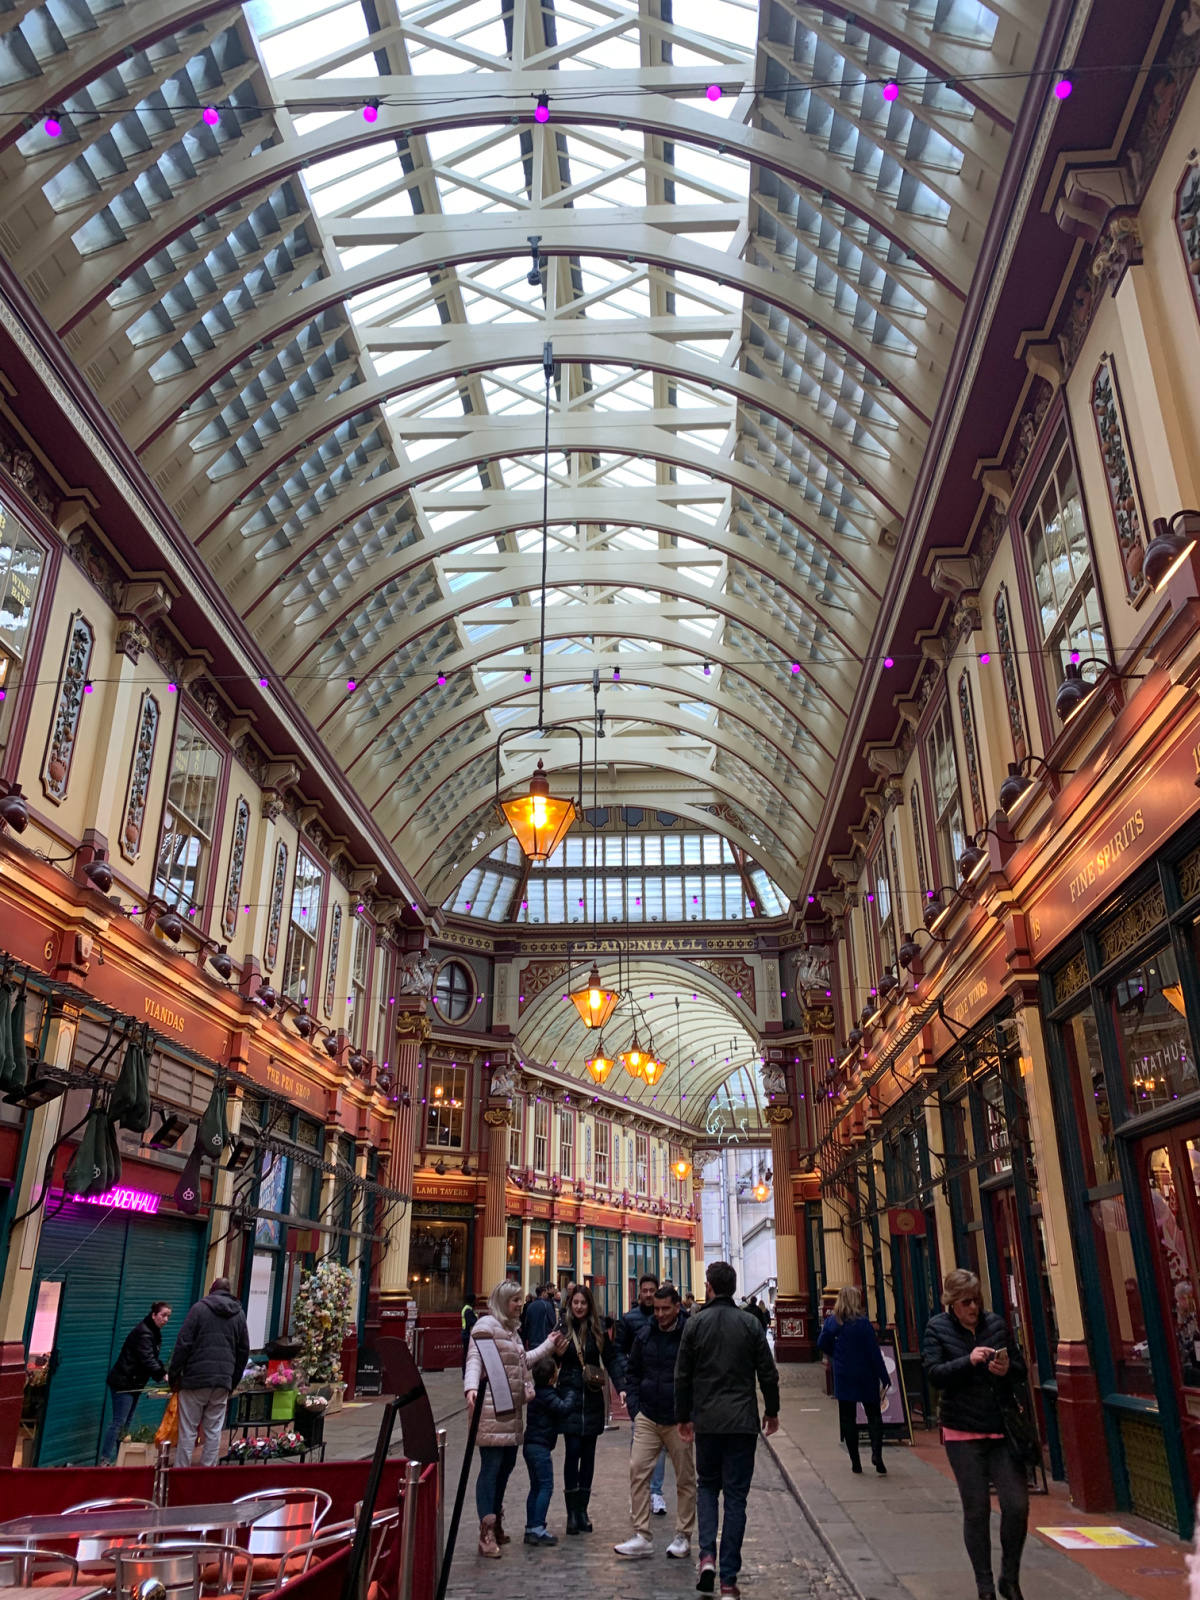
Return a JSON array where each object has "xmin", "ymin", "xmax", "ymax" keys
[{"xmin": 523, "ymin": 1356, "xmax": 574, "ymax": 1545}]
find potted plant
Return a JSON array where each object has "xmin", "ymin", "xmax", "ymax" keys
[{"xmin": 291, "ymin": 1261, "xmax": 354, "ymax": 1412}]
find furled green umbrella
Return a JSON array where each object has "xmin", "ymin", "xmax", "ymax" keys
[
  {"xmin": 109, "ymin": 1038, "xmax": 151, "ymax": 1134},
  {"xmin": 174, "ymin": 1142, "xmax": 202, "ymax": 1215},
  {"xmin": 196, "ymin": 1078, "xmax": 228, "ymax": 1160},
  {"xmin": 0, "ymin": 984, "xmax": 15, "ymax": 1093},
  {"xmin": 64, "ymin": 1105, "xmax": 106, "ymax": 1196}
]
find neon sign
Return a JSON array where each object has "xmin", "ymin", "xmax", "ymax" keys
[{"xmin": 77, "ymin": 1186, "xmax": 161, "ymax": 1215}]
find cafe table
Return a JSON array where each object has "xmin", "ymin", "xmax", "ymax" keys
[
  {"xmin": 0, "ymin": 1586, "xmax": 108, "ymax": 1600},
  {"xmin": 0, "ymin": 1500, "xmax": 278, "ymax": 1545}
]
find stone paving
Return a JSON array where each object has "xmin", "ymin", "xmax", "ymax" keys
[{"xmin": 323, "ymin": 1371, "xmax": 857, "ymax": 1600}]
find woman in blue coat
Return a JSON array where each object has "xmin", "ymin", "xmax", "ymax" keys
[{"xmin": 818, "ymin": 1285, "xmax": 890, "ymax": 1474}]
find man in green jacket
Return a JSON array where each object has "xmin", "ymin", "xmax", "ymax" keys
[{"xmin": 676, "ymin": 1261, "xmax": 780, "ymax": 1597}]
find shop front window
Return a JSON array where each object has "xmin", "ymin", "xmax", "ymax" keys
[
  {"xmin": 1062, "ymin": 1006, "xmax": 1116, "ymax": 1184},
  {"xmin": 506, "ymin": 1223, "xmax": 521, "ymax": 1281},
  {"xmin": 557, "ymin": 1228, "xmax": 575, "ymax": 1289},
  {"xmin": 1147, "ymin": 1146, "xmax": 1200, "ymax": 1387},
  {"xmin": 425, "ymin": 1061, "xmax": 465, "ymax": 1148},
  {"xmin": 529, "ymin": 1229, "xmax": 548, "ymax": 1278},
  {"xmin": 408, "ymin": 1220, "xmax": 468, "ymax": 1313},
  {"xmin": 1112, "ymin": 943, "xmax": 1197, "ymax": 1114}
]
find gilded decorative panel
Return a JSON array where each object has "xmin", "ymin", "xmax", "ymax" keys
[
  {"xmin": 221, "ymin": 796, "xmax": 250, "ymax": 942},
  {"xmin": 1117, "ymin": 1411, "xmax": 1178, "ymax": 1531},
  {"xmin": 957, "ymin": 670, "xmax": 986, "ymax": 833},
  {"xmin": 264, "ymin": 839, "xmax": 288, "ymax": 973},
  {"xmin": 910, "ymin": 783, "xmax": 929, "ymax": 903},
  {"xmin": 1091, "ymin": 355, "xmax": 1148, "ymax": 600},
  {"xmin": 1179, "ymin": 846, "xmax": 1200, "ymax": 904},
  {"xmin": 41, "ymin": 611, "xmax": 93, "ymax": 804},
  {"xmin": 1097, "ymin": 884, "xmax": 1166, "ymax": 968},
  {"xmin": 1053, "ymin": 951, "xmax": 1090, "ymax": 1007},
  {"xmin": 1176, "ymin": 158, "xmax": 1200, "ymax": 320},
  {"xmin": 324, "ymin": 901, "xmax": 342, "ymax": 1019},
  {"xmin": 993, "ymin": 585, "xmax": 1029, "ymax": 764},
  {"xmin": 118, "ymin": 692, "xmax": 160, "ymax": 862}
]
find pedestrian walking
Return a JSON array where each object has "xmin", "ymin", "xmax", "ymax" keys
[
  {"xmin": 520, "ymin": 1283, "xmax": 557, "ymax": 1350},
  {"xmin": 923, "ymin": 1269, "xmax": 1029, "ymax": 1600},
  {"xmin": 465, "ymin": 1280, "xmax": 565, "ymax": 1558},
  {"xmin": 558, "ymin": 1284, "xmax": 619, "ymax": 1534},
  {"xmin": 461, "ymin": 1298, "xmax": 477, "ymax": 1374},
  {"xmin": 614, "ymin": 1282, "xmax": 696, "ymax": 1562},
  {"xmin": 522, "ymin": 1355, "xmax": 574, "ymax": 1546},
  {"xmin": 676, "ymin": 1261, "xmax": 779, "ymax": 1598},
  {"xmin": 818, "ymin": 1285, "xmax": 890, "ymax": 1475},
  {"xmin": 101, "ymin": 1301, "xmax": 171, "ymax": 1464},
  {"xmin": 613, "ymin": 1273, "xmax": 669, "ymax": 1513},
  {"xmin": 168, "ymin": 1277, "xmax": 249, "ymax": 1468}
]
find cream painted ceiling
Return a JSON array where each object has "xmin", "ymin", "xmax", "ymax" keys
[{"xmin": 0, "ymin": 0, "xmax": 1046, "ymax": 904}]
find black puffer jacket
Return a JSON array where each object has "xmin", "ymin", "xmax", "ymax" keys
[
  {"xmin": 524, "ymin": 1382, "xmax": 575, "ymax": 1449},
  {"xmin": 675, "ymin": 1297, "xmax": 780, "ymax": 1433},
  {"xmin": 922, "ymin": 1307, "xmax": 1026, "ymax": 1433},
  {"xmin": 557, "ymin": 1322, "xmax": 618, "ymax": 1437},
  {"xmin": 168, "ymin": 1290, "xmax": 250, "ymax": 1393},
  {"xmin": 611, "ymin": 1302, "xmax": 654, "ymax": 1408},
  {"xmin": 625, "ymin": 1310, "xmax": 687, "ymax": 1426},
  {"xmin": 107, "ymin": 1315, "xmax": 166, "ymax": 1394}
]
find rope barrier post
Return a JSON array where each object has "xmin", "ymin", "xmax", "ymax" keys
[
  {"xmin": 340, "ymin": 1398, "xmax": 398, "ymax": 1600},
  {"xmin": 436, "ymin": 1426, "xmax": 447, "ymax": 1575},
  {"xmin": 435, "ymin": 1371, "xmax": 487, "ymax": 1600},
  {"xmin": 397, "ymin": 1458, "xmax": 422, "ymax": 1600}
]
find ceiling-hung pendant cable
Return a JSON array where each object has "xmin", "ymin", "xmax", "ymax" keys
[{"xmin": 538, "ymin": 339, "xmax": 553, "ymax": 732}]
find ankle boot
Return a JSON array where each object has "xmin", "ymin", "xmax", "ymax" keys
[
  {"xmin": 478, "ymin": 1516, "xmax": 501, "ymax": 1558},
  {"xmin": 493, "ymin": 1512, "xmax": 511, "ymax": 1545},
  {"xmin": 578, "ymin": 1490, "xmax": 593, "ymax": 1532},
  {"xmin": 565, "ymin": 1492, "xmax": 581, "ymax": 1535}
]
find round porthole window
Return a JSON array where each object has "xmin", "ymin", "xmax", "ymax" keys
[{"xmin": 433, "ymin": 960, "xmax": 474, "ymax": 1021}]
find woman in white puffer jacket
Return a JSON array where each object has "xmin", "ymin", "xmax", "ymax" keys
[{"xmin": 465, "ymin": 1280, "xmax": 563, "ymax": 1557}]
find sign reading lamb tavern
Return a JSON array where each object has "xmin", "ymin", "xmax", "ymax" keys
[{"xmin": 1029, "ymin": 702, "xmax": 1200, "ymax": 955}]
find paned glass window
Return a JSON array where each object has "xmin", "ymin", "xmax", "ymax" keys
[
  {"xmin": 1021, "ymin": 424, "xmax": 1107, "ymax": 689},
  {"xmin": 282, "ymin": 851, "xmax": 322, "ymax": 1002},
  {"xmin": 595, "ymin": 1119, "xmax": 610, "ymax": 1188},
  {"xmin": 927, "ymin": 701, "xmax": 966, "ymax": 890},
  {"xmin": 560, "ymin": 1108, "xmax": 575, "ymax": 1179},
  {"xmin": 433, "ymin": 960, "xmax": 472, "ymax": 1021},
  {"xmin": 349, "ymin": 916, "xmax": 371, "ymax": 1045},
  {"xmin": 635, "ymin": 1132, "xmax": 648, "ymax": 1195},
  {"xmin": 533, "ymin": 1099, "xmax": 549, "ymax": 1172},
  {"xmin": 508, "ymin": 1096, "xmax": 524, "ymax": 1168},
  {"xmin": 1110, "ymin": 942, "xmax": 1198, "ymax": 1114},
  {"xmin": 425, "ymin": 1061, "xmax": 466, "ymax": 1148},
  {"xmin": 154, "ymin": 720, "xmax": 221, "ymax": 912}
]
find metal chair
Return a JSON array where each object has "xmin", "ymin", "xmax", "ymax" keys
[
  {"xmin": 111, "ymin": 1542, "xmax": 252, "ymax": 1600},
  {"xmin": 224, "ymin": 1492, "xmax": 332, "ymax": 1592},
  {"xmin": 64, "ymin": 1498, "xmax": 157, "ymax": 1567},
  {"xmin": 0, "ymin": 1544, "xmax": 81, "ymax": 1588},
  {"xmin": 280, "ymin": 1510, "xmax": 395, "ymax": 1594}
]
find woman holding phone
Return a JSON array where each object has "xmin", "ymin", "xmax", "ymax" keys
[{"xmin": 923, "ymin": 1269, "xmax": 1030, "ymax": 1600}]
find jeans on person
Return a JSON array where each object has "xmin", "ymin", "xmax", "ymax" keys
[
  {"xmin": 100, "ymin": 1390, "xmax": 139, "ymax": 1464},
  {"xmin": 630, "ymin": 1414, "xmax": 696, "ymax": 1538},
  {"xmin": 944, "ymin": 1438, "xmax": 1030, "ymax": 1596},
  {"xmin": 523, "ymin": 1441, "xmax": 555, "ymax": 1531},
  {"xmin": 174, "ymin": 1386, "xmax": 230, "ymax": 1468},
  {"xmin": 475, "ymin": 1444, "xmax": 519, "ymax": 1521},
  {"xmin": 695, "ymin": 1432, "xmax": 757, "ymax": 1583},
  {"xmin": 562, "ymin": 1432, "xmax": 598, "ymax": 1493},
  {"xmin": 837, "ymin": 1399, "xmax": 883, "ymax": 1468},
  {"xmin": 628, "ymin": 1411, "xmax": 667, "ymax": 1495}
]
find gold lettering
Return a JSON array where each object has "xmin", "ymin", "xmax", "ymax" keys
[{"xmin": 143, "ymin": 997, "xmax": 185, "ymax": 1032}]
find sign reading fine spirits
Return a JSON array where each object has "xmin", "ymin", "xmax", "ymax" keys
[{"xmin": 78, "ymin": 1185, "xmax": 161, "ymax": 1214}]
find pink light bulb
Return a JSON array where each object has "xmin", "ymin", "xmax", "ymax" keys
[
  {"xmin": 363, "ymin": 103, "xmax": 379, "ymax": 122},
  {"xmin": 706, "ymin": 84, "xmax": 721, "ymax": 102},
  {"xmin": 437, "ymin": 673, "xmax": 446, "ymax": 685},
  {"xmin": 534, "ymin": 103, "xmax": 550, "ymax": 124},
  {"xmin": 203, "ymin": 107, "xmax": 220, "ymax": 127},
  {"xmin": 1054, "ymin": 77, "xmax": 1072, "ymax": 99},
  {"xmin": 883, "ymin": 655, "xmax": 894, "ymax": 668},
  {"xmin": 44, "ymin": 117, "xmax": 61, "ymax": 138},
  {"xmin": 347, "ymin": 678, "xmax": 357, "ymax": 691},
  {"xmin": 882, "ymin": 81, "xmax": 899, "ymax": 102}
]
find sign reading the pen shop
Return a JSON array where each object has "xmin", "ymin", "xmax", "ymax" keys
[
  {"xmin": 1028, "ymin": 704, "xmax": 1200, "ymax": 956},
  {"xmin": 245, "ymin": 1050, "xmax": 319, "ymax": 1107}
]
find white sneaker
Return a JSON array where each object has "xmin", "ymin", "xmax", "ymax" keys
[
  {"xmin": 667, "ymin": 1536, "xmax": 691, "ymax": 1559},
  {"xmin": 615, "ymin": 1533, "xmax": 654, "ymax": 1559},
  {"xmin": 650, "ymin": 1492, "xmax": 667, "ymax": 1516}
]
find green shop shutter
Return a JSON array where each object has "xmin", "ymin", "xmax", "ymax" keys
[{"xmin": 31, "ymin": 1205, "xmax": 202, "ymax": 1465}]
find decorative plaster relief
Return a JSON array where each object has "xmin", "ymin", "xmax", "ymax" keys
[
  {"xmin": 993, "ymin": 585, "xmax": 1029, "ymax": 765},
  {"xmin": 221, "ymin": 796, "xmax": 250, "ymax": 942},
  {"xmin": 323, "ymin": 901, "xmax": 342, "ymax": 1019},
  {"xmin": 1090, "ymin": 354, "xmax": 1148, "ymax": 600},
  {"xmin": 957, "ymin": 670, "xmax": 986, "ymax": 833},
  {"xmin": 119, "ymin": 691, "xmax": 160, "ymax": 861},
  {"xmin": 264, "ymin": 839, "xmax": 288, "ymax": 973},
  {"xmin": 42, "ymin": 610, "xmax": 93, "ymax": 804}
]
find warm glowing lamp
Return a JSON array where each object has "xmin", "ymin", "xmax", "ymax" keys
[
  {"xmin": 672, "ymin": 1153, "xmax": 692, "ymax": 1182},
  {"xmin": 569, "ymin": 963, "xmax": 620, "ymax": 1029},
  {"xmin": 641, "ymin": 1056, "xmax": 666, "ymax": 1087},
  {"xmin": 500, "ymin": 758, "xmax": 576, "ymax": 861},
  {"xmin": 620, "ymin": 1039, "xmax": 649, "ymax": 1080},
  {"xmin": 752, "ymin": 1178, "xmax": 771, "ymax": 1202},
  {"xmin": 586, "ymin": 1051, "xmax": 615, "ymax": 1085}
]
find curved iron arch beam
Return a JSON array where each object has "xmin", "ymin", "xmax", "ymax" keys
[
  {"xmin": 304, "ymin": 613, "xmax": 842, "ymax": 775},
  {"xmin": 142, "ymin": 340, "xmax": 917, "ymax": 519},
  {"xmin": 257, "ymin": 506, "xmax": 873, "ymax": 674},
  {"xmin": 305, "ymin": 570, "xmax": 854, "ymax": 740}
]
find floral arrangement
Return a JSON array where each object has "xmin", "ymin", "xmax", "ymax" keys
[
  {"xmin": 291, "ymin": 1260, "xmax": 354, "ymax": 1385},
  {"xmin": 296, "ymin": 1392, "xmax": 329, "ymax": 1411},
  {"xmin": 264, "ymin": 1365, "xmax": 295, "ymax": 1390},
  {"xmin": 227, "ymin": 1432, "xmax": 305, "ymax": 1462}
]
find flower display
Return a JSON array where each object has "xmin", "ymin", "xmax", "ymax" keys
[
  {"xmin": 264, "ymin": 1364, "xmax": 295, "ymax": 1390},
  {"xmin": 291, "ymin": 1259, "xmax": 354, "ymax": 1384},
  {"xmin": 228, "ymin": 1431, "xmax": 305, "ymax": 1462}
]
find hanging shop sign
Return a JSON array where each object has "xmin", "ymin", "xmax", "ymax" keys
[
  {"xmin": 83, "ymin": 958, "xmax": 230, "ymax": 1062},
  {"xmin": 74, "ymin": 1184, "xmax": 161, "ymax": 1214},
  {"xmin": 1028, "ymin": 702, "xmax": 1200, "ymax": 956},
  {"xmin": 924, "ymin": 938, "xmax": 1013, "ymax": 1060},
  {"xmin": 887, "ymin": 1206, "xmax": 926, "ymax": 1236},
  {"xmin": 412, "ymin": 1175, "xmax": 477, "ymax": 1203}
]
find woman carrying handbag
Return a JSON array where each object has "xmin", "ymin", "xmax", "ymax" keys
[
  {"xmin": 922, "ymin": 1270, "xmax": 1033, "ymax": 1600},
  {"xmin": 557, "ymin": 1285, "xmax": 619, "ymax": 1533}
]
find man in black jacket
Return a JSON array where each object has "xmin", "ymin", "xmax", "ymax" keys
[
  {"xmin": 615, "ymin": 1284, "xmax": 695, "ymax": 1561},
  {"xmin": 520, "ymin": 1283, "xmax": 557, "ymax": 1350},
  {"xmin": 101, "ymin": 1301, "xmax": 171, "ymax": 1463},
  {"xmin": 614, "ymin": 1274, "xmax": 669, "ymax": 1513},
  {"xmin": 676, "ymin": 1261, "xmax": 780, "ymax": 1598},
  {"xmin": 169, "ymin": 1277, "xmax": 250, "ymax": 1467}
]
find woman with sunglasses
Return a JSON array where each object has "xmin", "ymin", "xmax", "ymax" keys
[{"xmin": 923, "ymin": 1269, "xmax": 1029, "ymax": 1600}]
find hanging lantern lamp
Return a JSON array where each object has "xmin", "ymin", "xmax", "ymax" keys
[
  {"xmin": 569, "ymin": 962, "xmax": 620, "ymax": 1029},
  {"xmin": 620, "ymin": 1037, "xmax": 650, "ymax": 1080},
  {"xmin": 752, "ymin": 1176, "xmax": 771, "ymax": 1203},
  {"xmin": 500, "ymin": 757, "xmax": 576, "ymax": 862},
  {"xmin": 672, "ymin": 1151, "xmax": 692, "ymax": 1182},
  {"xmin": 641, "ymin": 1055, "xmax": 666, "ymax": 1087},
  {"xmin": 586, "ymin": 1050, "xmax": 615, "ymax": 1085}
]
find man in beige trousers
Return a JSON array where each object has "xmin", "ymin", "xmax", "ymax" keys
[{"xmin": 614, "ymin": 1283, "xmax": 697, "ymax": 1559}]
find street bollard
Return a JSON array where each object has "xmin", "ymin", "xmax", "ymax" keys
[
  {"xmin": 152, "ymin": 1440, "xmax": 171, "ymax": 1507},
  {"xmin": 436, "ymin": 1427, "xmax": 447, "ymax": 1575},
  {"xmin": 397, "ymin": 1459, "xmax": 421, "ymax": 1600}
]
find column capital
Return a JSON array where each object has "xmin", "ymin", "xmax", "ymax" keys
[
  {"xmin": 484, "ymin": 1106, "xmax": 512, "ymax": 1127},
  {"xmin": 766, "ymin": 1104, "xmax": 794, "ymax": 1125}
]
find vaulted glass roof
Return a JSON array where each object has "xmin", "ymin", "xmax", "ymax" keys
[{"xmin": 0, "ymin": 0, "xmax": 1046, "ymax": 902}]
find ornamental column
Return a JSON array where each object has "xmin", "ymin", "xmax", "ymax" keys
[
  {"xmin": 378, "ymin": 991, "xmax": 430, "ymax": 1339},
  {"xmin": 481, "ymin": 1106, "xmax": 512, "ymax": 1290},
  {"xmin": 690, "ymin": 1171, "xmax": 706, "ymax": 1292}
]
